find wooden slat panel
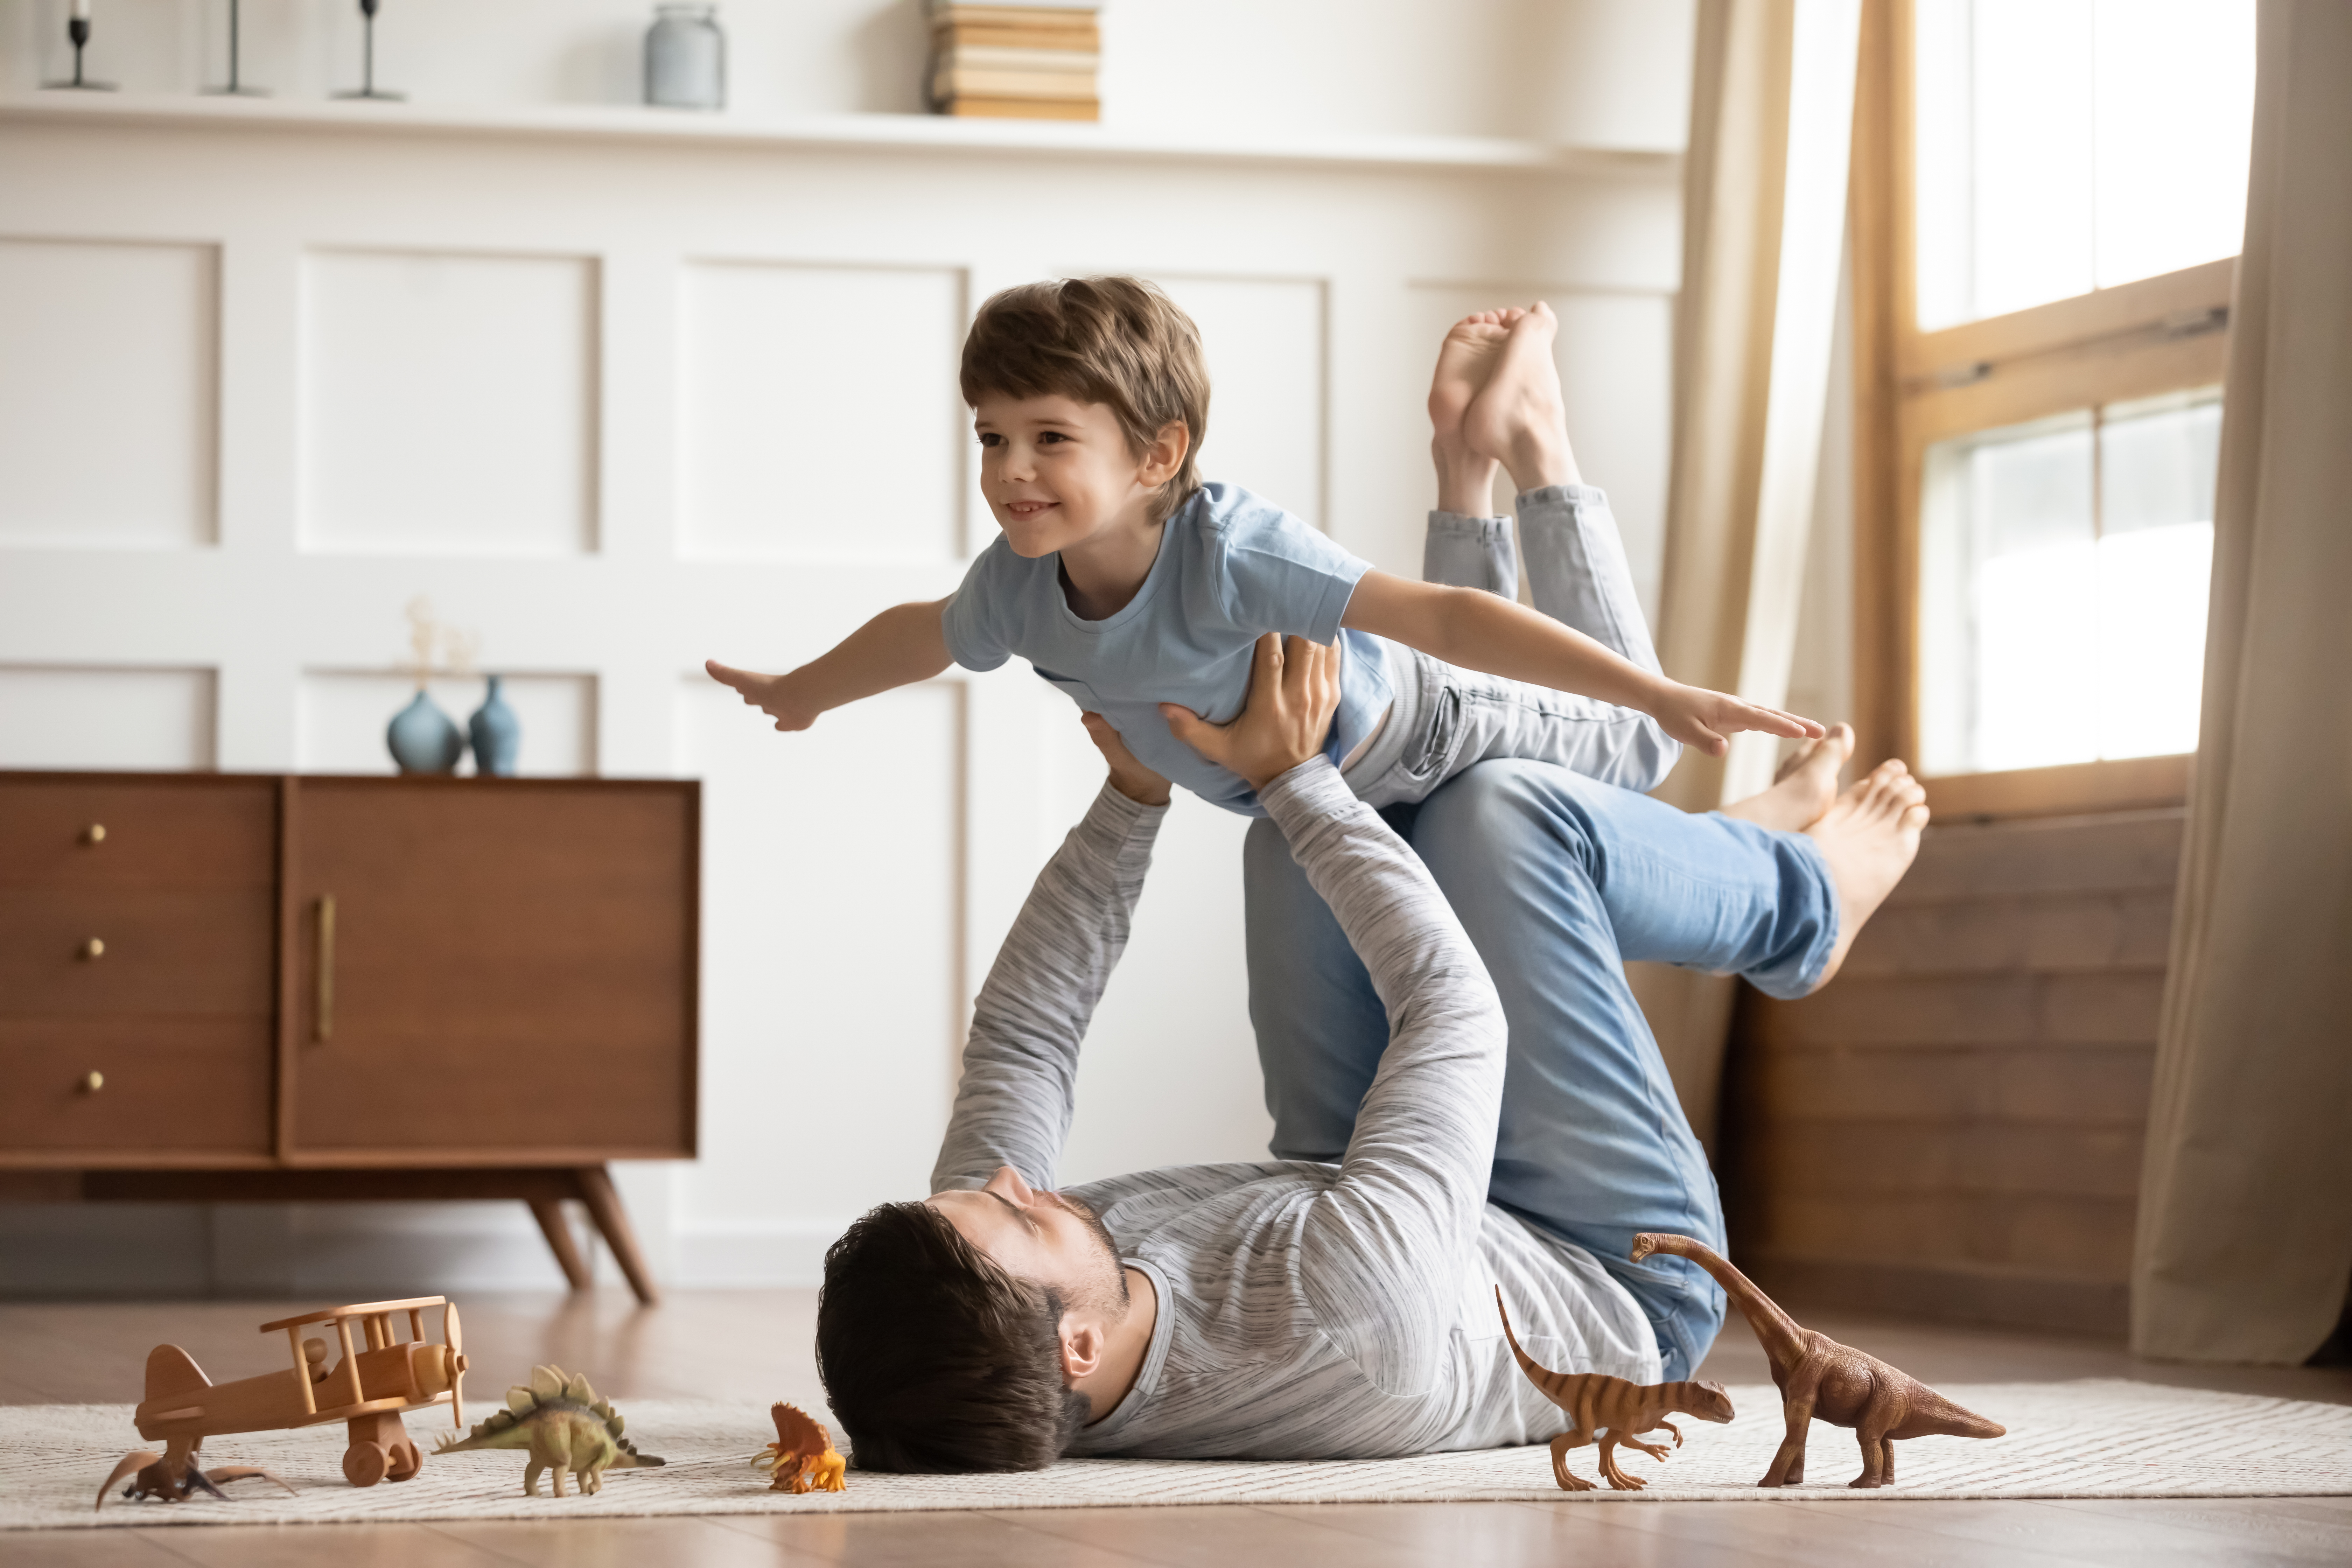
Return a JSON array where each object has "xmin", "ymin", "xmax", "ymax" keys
[
  {"xmin": 1748, "ymin": 1046, "xmax": 2155, "ymax": 1126},
  {"xmin": 1743, "ymin": 1254, "xmax": 2130, "ymax": 1335},
  {"xmin": 1897, "ymin": 810, "xmax": 2185, "ymax": 901},
  {"xmin": 1748, "ymin": 972, "xmax": 2165, "ymax": 1048},
  {"xmin": 1741, "ymin": 1121, "xmax": 2145, "ymax": 1200},
  {"xmin": 1840, "ymin": 888, "xmax": 2175, "ymax": 979},
  {"xmin": 1746, "ymin": 1191, "xmax": 2137, "ymax": 1277},
  {"xmin": 1921, "ymin": 755, "xmax": 2190, "ymax": 820}
]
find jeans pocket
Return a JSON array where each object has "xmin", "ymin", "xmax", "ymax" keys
[{"xmin": 1402, "ymin": 687, "xmax": 1464, "ymax": 784}]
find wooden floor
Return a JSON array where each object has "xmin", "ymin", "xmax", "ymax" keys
[{"xmin": 9, "ymin": 1289, "xmax": 2350, "ymax": 1566}]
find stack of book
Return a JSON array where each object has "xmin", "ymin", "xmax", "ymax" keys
[{"xmin": 928, "ymin": 2, "xmax": 1100, "ymax": 121}]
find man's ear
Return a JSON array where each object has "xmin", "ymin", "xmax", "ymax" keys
[
  {"xmin": 1057, "ymin": 1313, "xmax": 1107, "ymax": 1384},
  {"xmin": 1137, "ymin": 420, "xmax": 1189, "ymax": 488}
]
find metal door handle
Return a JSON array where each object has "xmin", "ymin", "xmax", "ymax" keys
[{"xmin": 315, "ymin": 895, "xmax": 336, "ymax": 1043}]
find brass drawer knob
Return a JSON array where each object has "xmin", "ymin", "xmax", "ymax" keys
[
  {"xmin": 83, "ymin": 823, "xmax": 107, "ymax": 845},
  {"xmin": 82, "ymin": 937, "xmax": 106, "ymax": 960},
  {"xmin": 83, "ymin": 1071, "xmax": 105, "ymax": 1094}
]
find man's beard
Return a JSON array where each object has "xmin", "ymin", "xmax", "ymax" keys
[{"xmin": 1041, "ymin": 1189, "xmax": 1130, "ymax": 1317}]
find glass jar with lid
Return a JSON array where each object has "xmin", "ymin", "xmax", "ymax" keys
[{"xmin": 646, "ymin": 4, "xmax": 726, "ymax": 110}]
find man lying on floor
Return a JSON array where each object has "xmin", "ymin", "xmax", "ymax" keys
[{"xmin": 814, "ymin": 632, "xmax": 1926, "ymax": 1470}]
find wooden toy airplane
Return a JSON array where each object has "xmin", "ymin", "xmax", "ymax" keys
[{"xmin": 97, "ymin": 1296, "xmax": 469, "ymax": 1508}]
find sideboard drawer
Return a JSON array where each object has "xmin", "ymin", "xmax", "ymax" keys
[
  {"xmin": 0, "ymin": 888, "xmax": 275, "ymax": 1017},
  {"xmin": 0, "ymin": 1017, "xmax": 273, "ymax": 1157},
  {"xmin": 0, "ymin": 777, "xmax": 276, "ymax": 891}
]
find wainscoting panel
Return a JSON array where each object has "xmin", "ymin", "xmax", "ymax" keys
[
  {"xmin": 0, "ymin": 238, "xmax": 217, "ymax": 549},
  {"xmin": 1151, "ymin": 275, "xmax": 1328, "ymax": 527},
  {"xmin": 301, "ymin": 250, "xmax": 599, "ymax": 556},
  {"xmin": 295, "ymin": 671, "xmax": 598, "ymax": 776},
  {"xmin": 671, "ymin": 676, "xmax": 962, "ymax": 1277},
  {"xmin": 678, "ymin": 261, "xmax": 967, "ymax": 562},
  {"xmin": 0, "ymin": 665, "xmax": 216, "ymax": 770}
]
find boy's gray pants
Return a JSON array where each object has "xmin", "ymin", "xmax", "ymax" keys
[{"xmin": 1342, "ymin": 484, "xmax": 1681, "ymax": 808}]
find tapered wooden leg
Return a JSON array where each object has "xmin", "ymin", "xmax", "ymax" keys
[
  {"xmin": 574, "ymin": 1164, "xmax": 660, "ymax": 1306},
  {"xmin": 528, "ymin": 1199, "xmax": 592, "ymax": 1291}
]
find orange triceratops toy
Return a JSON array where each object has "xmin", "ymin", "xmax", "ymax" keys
[{"xmin": 753, "ymin": 1401, "xmax": 846, "ymax": 1493}]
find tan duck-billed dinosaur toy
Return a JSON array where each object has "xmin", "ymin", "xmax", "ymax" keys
[
  {"xmin": 1496, "ymin": 1287, "xmax": 1736, "ymax": 1490},
  {"xmin": 1631, "ymin": 1233, "xmax": 2005, "ymax": 1488}
]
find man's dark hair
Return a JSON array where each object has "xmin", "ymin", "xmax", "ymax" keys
[{"xmin": 816, "ymin": 1200, "xmax": 1092, "ymax": 1472}]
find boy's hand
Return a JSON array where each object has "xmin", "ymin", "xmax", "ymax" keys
[
  {"xmin": 1648, "ymin": 680, "xmax": 1826, "ymax": 757},
  {"xmin": 1081, "ymin": 712, "xmax": 1172, "ymax": 806},
  {"xmin": 1162, "ymin": 634, "xmax": 1342, "ymax": 791},
  {"xmin": 706, "ymin": 659, "xmax": 822, "ymax": 732}
]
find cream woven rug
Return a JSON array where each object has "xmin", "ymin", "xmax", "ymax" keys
[{"xmin": 9, "ymin": 1380, "xmax": 2348, "ymax": 1530}]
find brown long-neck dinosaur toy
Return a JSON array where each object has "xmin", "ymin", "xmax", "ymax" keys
[
  {"xmin": 1631, "ymin": 1233, "xmax": 2004, "ymax": 1488},
  {"xmin": 1495, "ymin": 1288, "xmax": 1736, "ymax": 1491}
]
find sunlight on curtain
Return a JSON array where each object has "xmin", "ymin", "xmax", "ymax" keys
[
  {"xmin": 1913, "ymin": 0, "xmax": 2256, "ymax": 329},
  {"xmin": 1919, "ymin": 391, "xmax": 2219, "ymax": 774}
]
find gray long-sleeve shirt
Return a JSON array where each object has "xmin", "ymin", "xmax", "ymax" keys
[{"xmin": 931, "ymin": 759, "xmax": 1659, "ymax": 1460}]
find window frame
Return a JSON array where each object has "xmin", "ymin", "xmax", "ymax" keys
[{"xmin": 1849, "ymin": 0, "xmax": 2234, "ymax": 819}]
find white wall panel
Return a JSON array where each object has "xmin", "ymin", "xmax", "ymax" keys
[
  {"xmin": 0, "ymin": 665, "xmax": 215, "ymax": 769},
  {"xmin": 0, "ymin": 239, "xmax": 216, "ymax": 549},
  {"xmin": 1407, "ymin": 285, "xmax": 1675, "ymax": 624},
  {"xmin": 1153, "ymin": 275, "xmax": 1326, "ymax": 528},
  {"xmin": 302, "ymin": 250, "xmax": 598, "ymax": 556},
  {"xmin": 680, "ymin": 262, "xmax": 965, "ymax": 562},
  {"xmin": 295, "ymin": 671, "xmax": 597, "ymax": 776},
  {"xmin": 672, "ymin": 677, "xmax": 961, "ymax": 1273}
]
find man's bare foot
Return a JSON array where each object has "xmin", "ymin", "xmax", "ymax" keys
[
  {"xmin": 1802, "ymin": 759, "xmax": 1928, "ymax": 990},
  {"xmin": 1722, "ymin": 723, "xmax": 1853, "ymax": 833},
  {"xmin": 1461, "ymin": 301, "xmax": 1581, "ymax": 493},
  {"xmin": 1429, "ymin": 310, "xmax": 1517, "ymax": 514}
]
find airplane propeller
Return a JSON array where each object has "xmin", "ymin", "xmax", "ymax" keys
[{"xmin": 443, "ymin": 1300, "xmax": 468, "ymax": 1429}]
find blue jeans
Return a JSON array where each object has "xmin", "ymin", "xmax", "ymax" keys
[{"xmin": 1243, "ymin": 758, "xmax": 1839, "ymax": 1381}]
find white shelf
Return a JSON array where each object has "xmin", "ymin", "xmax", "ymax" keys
[{"xmin": 0, "ymin": 91, "xmax": 1680, "ymax": 179}]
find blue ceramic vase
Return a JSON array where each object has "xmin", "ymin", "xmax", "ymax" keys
[
  {"xmin": 387, "ymin": 689, "xmax": 465, "ymax": 774},
  {"xmin": 468, "ymin": 675, "xmax": 522, "ymax": 777}
]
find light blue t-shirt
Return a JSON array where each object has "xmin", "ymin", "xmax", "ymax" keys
[{"xmin": 943, "ymin": 482, "xmax": 1395, "ymax": 815}]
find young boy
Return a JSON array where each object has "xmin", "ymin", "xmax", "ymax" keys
[{"xmin": 708, "ymin": 277, "xmax": 1817, "ymax": 815}]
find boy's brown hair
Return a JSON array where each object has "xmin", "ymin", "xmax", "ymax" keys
[{"xmin": 959, "ymin": 277, "xmax": 1210, "ymax": 522}]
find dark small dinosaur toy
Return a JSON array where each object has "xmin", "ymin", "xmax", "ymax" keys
[
  {"xmin": 1631, "ymin": 1233, "xmax": 2005, "ymax": 1488},
  {"xmin": 1496, "ymin": 1287, "xmax": 1736, "ymax": 1491}
]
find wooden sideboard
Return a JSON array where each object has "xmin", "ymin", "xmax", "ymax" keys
[{"xmin": 0, "ymin": 770, "xmax": 698, "ymax": 1303}]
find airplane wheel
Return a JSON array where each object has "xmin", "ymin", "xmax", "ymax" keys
[
  {"xmin": 343, "ymin": 1440, "xmax": 391, "ymax": 1488},
  {"xmin": 387, "ymin": 1441, "xmax": 424, "ymax": 1482}
]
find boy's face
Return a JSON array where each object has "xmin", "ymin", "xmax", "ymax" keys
[{"xmin": 973, "ymin": 392, "xmax": 1178, "ymax": 557}]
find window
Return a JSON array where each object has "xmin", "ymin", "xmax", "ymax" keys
[{"xmin": 1851, "ymin": 0, "xmax": 2254, "ymax": 817}]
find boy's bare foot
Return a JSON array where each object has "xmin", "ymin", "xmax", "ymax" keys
[
  {"xmin": 1461, "ymin": 301, "xmax": 1581, "ymax": 493},
  {"xmin": 1721, "ymin": 723, "xmax": 1853, "ymax": 833},
  {"xmin": 1429, "ymin": 309, "xmax": 1517, "ymax": 514},
  {"xmin": 1802, "ymin": 760, "xmax": 1928, "ymax": 990}
]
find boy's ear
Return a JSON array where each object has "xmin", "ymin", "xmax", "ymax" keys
[{"xmin": 1138, "ymin": 420, "xmax": 1190, "ymax": 486}]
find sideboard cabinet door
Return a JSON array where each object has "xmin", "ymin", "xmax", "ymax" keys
[{"xmin": 288, "ymin": 779, "xmax": 696, "ymax": 1161}]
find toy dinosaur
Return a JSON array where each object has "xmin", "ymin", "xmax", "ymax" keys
[
  {"xmin": 1630, "ymin": 1233, "xmax": 2005, "ymax": 1488},
  {"xmin": 94, "ymin": 1438, "xmax": 294, "ymax": 1511},
  {"xmin": 433, "ymin": 1364, "xmax": 665, "ymax": 1497},
  {"xmin": 1496, "ymin": 1287, "xmax": 1736, "ymax": 1491},
  {"xmin": 753, "ymin": 1401, "xmax": 848, "ymax": 1493}
]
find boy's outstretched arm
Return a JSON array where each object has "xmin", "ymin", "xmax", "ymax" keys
[
  {"xmin": 706, "ymin": 597, "xmax": 952, "ymax": 732},
  {"xmin": 1341, "ymin": 570, "xmax": 1821, "ymax": 758}
]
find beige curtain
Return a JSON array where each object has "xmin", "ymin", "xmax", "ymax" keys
[
  {"xmin": 1642, "ymin": 0, "xmax": 1859, "ymax": 1145},
  {"xmin": 2130, "ymin": 0, "xmax": 2352, "ymax": 1364}
]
